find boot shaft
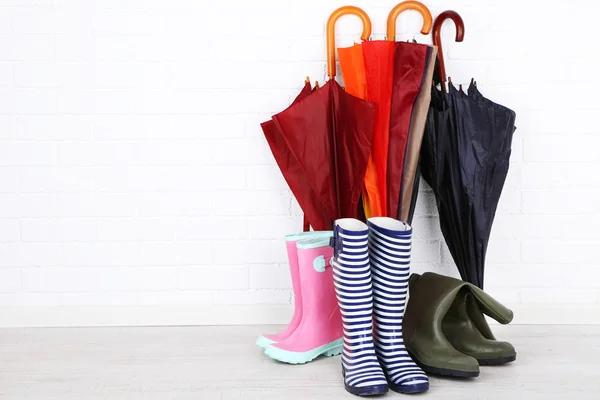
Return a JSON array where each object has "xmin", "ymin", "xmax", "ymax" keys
[
  {"xmin": 296, "ymin": 236, "xmax": 336, "ymax": 313},
  {"xmin": 367, "ymin": 217, "xmax": 412, "ymax": 328},
  {"xmin": 285, "ymin": 231, "xmax": 334, "ymax": 309},
  {"xmin": 331, "ymin": 219, "xmax": 389, "ymax": 394},
  {"xmin": 331, "ymin": 219, "xmax": 374, "ymax": 331}
]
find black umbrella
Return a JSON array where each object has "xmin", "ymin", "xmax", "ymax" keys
[
  {"xmin": 404, "ymin": 12, "xmax": 464, "ymax": 226},
  {"xmin": 419, "ymin": 11, "xmax": 516, "ymax": 289}
]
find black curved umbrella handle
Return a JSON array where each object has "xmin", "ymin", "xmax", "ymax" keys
[{"xmin": 432, "ymin": 11, "xmax": 465, "ymax": 91}]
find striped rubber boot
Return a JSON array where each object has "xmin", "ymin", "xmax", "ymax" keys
[
  {"xmin": 367, "ymin": 217, "xmax": 429, "ymax": 394},
  {"xmin": 331, "ymin": 219, "xmax": 388, "ymax": 397}
]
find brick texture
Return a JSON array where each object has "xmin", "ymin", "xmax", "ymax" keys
[{"xmin": 0, "ymin": 0, "xmax": 598, "ymax": 315}]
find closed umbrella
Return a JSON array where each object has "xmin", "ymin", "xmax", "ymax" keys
[
  {"xmin": 396, "ymin": 46, "xmax": 437, "ymax": 223},
  {"xmin": 261, "ymin": 79, "xmax": 330, "ymax": 231},
  {"xmin": 385, "ymin": 1, "xmax": 436, "ymax": 220},
  {"xmin": 402, "ymin": 11, "xmax": 464, "ymax": 224},
  {"xmin": 361, "ymin": 39, "xmax": 395, "ymax": 218},
  {"xmin": 267, "ymin": 6, "xmax": 376, "ymax": 226},
  {"xmin": 337, "ymin": 1, "xmax": 434, "ymax": 219},
  {"xmin": 338, "ymin": 33, "xmax": 395, "ymax": 219},
  {"xmin": 420, "ymin": 11, "xmax": 517, "ymax": 288}
]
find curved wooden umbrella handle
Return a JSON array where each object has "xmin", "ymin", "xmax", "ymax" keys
[
  {"xmin": 387, "ymin": 1, "xmax": 433, "ymax": 41},
  {"xmin": 327, "ymin": 6, "xmax": 372, "ymax": 80},
  {"xmin": 432, "ymin": 10, "xmax": 465, "ymax": 91}
]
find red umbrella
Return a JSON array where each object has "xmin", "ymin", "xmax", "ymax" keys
[
  {"xmin": 265, "ymin": 6, "xmax": 376, "ymax": 227},
  {"xmin": 261, "ymin": 79, "xmax": 331, "ymax": 231},
  {"xmin": 361, "ymin": 40, "xmax": 396, "ymax": 217}
]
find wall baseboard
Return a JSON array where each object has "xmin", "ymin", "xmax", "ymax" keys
[{"xmin": 0, "ymin": 304, "xmax": 598, "ymax": 328}]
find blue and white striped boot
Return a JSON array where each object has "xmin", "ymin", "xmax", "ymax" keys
[
  {"xmin": 367, "ymin": 217, "xmax": 429, "ymax": 394},
  {"xmin": 331, "ymin": 219, "xmax": 388, "ymax": 397}
]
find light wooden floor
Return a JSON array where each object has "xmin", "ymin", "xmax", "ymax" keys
[{"xmin": 0, "ymin": 325, "xmax": 598, "ymax": 399}]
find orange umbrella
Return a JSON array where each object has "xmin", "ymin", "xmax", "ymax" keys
[
  {"xmin": 326, "ymin": 6, "xmax": 371, "ymax": 88},
  {"xmin": 338, "ymin": 31, "xmax": 395, "ymax": 218},
  {"xmin": 338, "ymin": 40, "xmax": 377, "ymax": 217},
  {"xmin": 337, "ymin": 15, "xmax": 396, "ymax": 219},
  {"xmin": 338, "ymin": 44, "xmax": 367, "ymax": 99},
  {"xmin": 330, "ymin": 7, "xmax": 376, "ymax": 217}
]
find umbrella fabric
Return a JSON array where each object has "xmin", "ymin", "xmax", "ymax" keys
[
  {"xmin": 338, "ymin": 44, "xmax": 367, "ymax": 99},
  {"xmin": 272, "ymin": 79, "xmax": 376, "ymax": 222},
  {"xmin": 261, "ymin": 82, "xmax": 332, "ymax": 231},
  {"xmin": 397, "ymin": 45, "xmax": 437, "ymax": 223},
  {"xmin": 338, "ymin": 40, "xmax": 433, "ymax": 219},
  {"xmin": 403, "ymin": 57, "xmax": 441, "ymax": 225},
  {"xmin": 360, "ymin": 40, "xmax": 396, "ymax": 218},
  {"xmin": 340, "ymin": 41, "xmax": 397, "ymax": 218},
  {"xmin": 386, "ymin": 41, "xmax": 430, "ymax": 218},
  {"xmin": 338, "ymin": 44, "xmax": 374, "ymax": 220},
  {"xmin": 338, "ymin": 43, "xmax": 381, "ymax": 219},
  {"xmin": 420, "ymin": 81, "xmax": 516, "ymax": 288}
]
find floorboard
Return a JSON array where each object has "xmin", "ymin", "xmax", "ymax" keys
[{"xmin": 0, "ymin": 325, "xmax": 598, "ymax": 399}]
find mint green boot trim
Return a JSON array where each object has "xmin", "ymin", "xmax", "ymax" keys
[
  {"xmin": 285, "ymin": 231, "xmax": 333, "ymax": 242},
  {"xmin": 256, "ymin": 335, "xmax": 276, "ymax": 349},
  {"xmin": 263, "ymin": 338, "xmax": 343, "ymax": 364},
  {"xmin": 297, "ymin": 236, "xmax": 332, "ymax": 250}
]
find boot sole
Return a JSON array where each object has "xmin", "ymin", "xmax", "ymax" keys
[
  {"xmin": 408, "ymin": 351, "xmax": 479, "ymax": 378},
  {"xmin": 383, "ymin": 371, "xmax": 429, "ymax": 394},
  {"xmin": 343, "ymin": 369, "xmax": 389, "ymax": 396},
  {"xmin": 255, "ymin": 335, "xmax": 276, "ymax": 349},
  {"xmin": 344, "ymin": 383, "xmax": 389, "ymax": 397},
  {"xmin": 478, "ymin": 354, "xmax": 517, "ymax": 366},
  {"xmin": 264, "ymin": 338, "xmax": 343, "ymax": 364},
  {"xmin": 389, "ymin": 381, "xmax": 429, "ymax": 394}
]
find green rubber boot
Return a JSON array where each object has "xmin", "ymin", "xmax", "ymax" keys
[
  {"xmin": 442, "ymin": 292, "xmax": 517, "ymax": 366},
  {"xmin": 404, "ymin": 272, "xmax": 515, "ymax": 378}
]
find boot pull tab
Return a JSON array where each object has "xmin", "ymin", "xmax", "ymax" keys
[
  {"xmin": 313, "ymin": 255, "xmax": 334, "ymax": 272},
  {"xmin": 330, "ymin": 227, "xmax": 344, "ymax": 259}
]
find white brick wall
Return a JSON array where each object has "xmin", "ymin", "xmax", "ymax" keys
[{"xmin": 0, "ymin": 0, "xmax": 599, "ymax": 326}]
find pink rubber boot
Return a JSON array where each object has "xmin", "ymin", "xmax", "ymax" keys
[
  {"xmin": 264, "ymin": 236, "xmax": 343, "ymax": 364},
  {"xmin": 256, "ymin": 231, "xmax": 333, "ymax": 348}
]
